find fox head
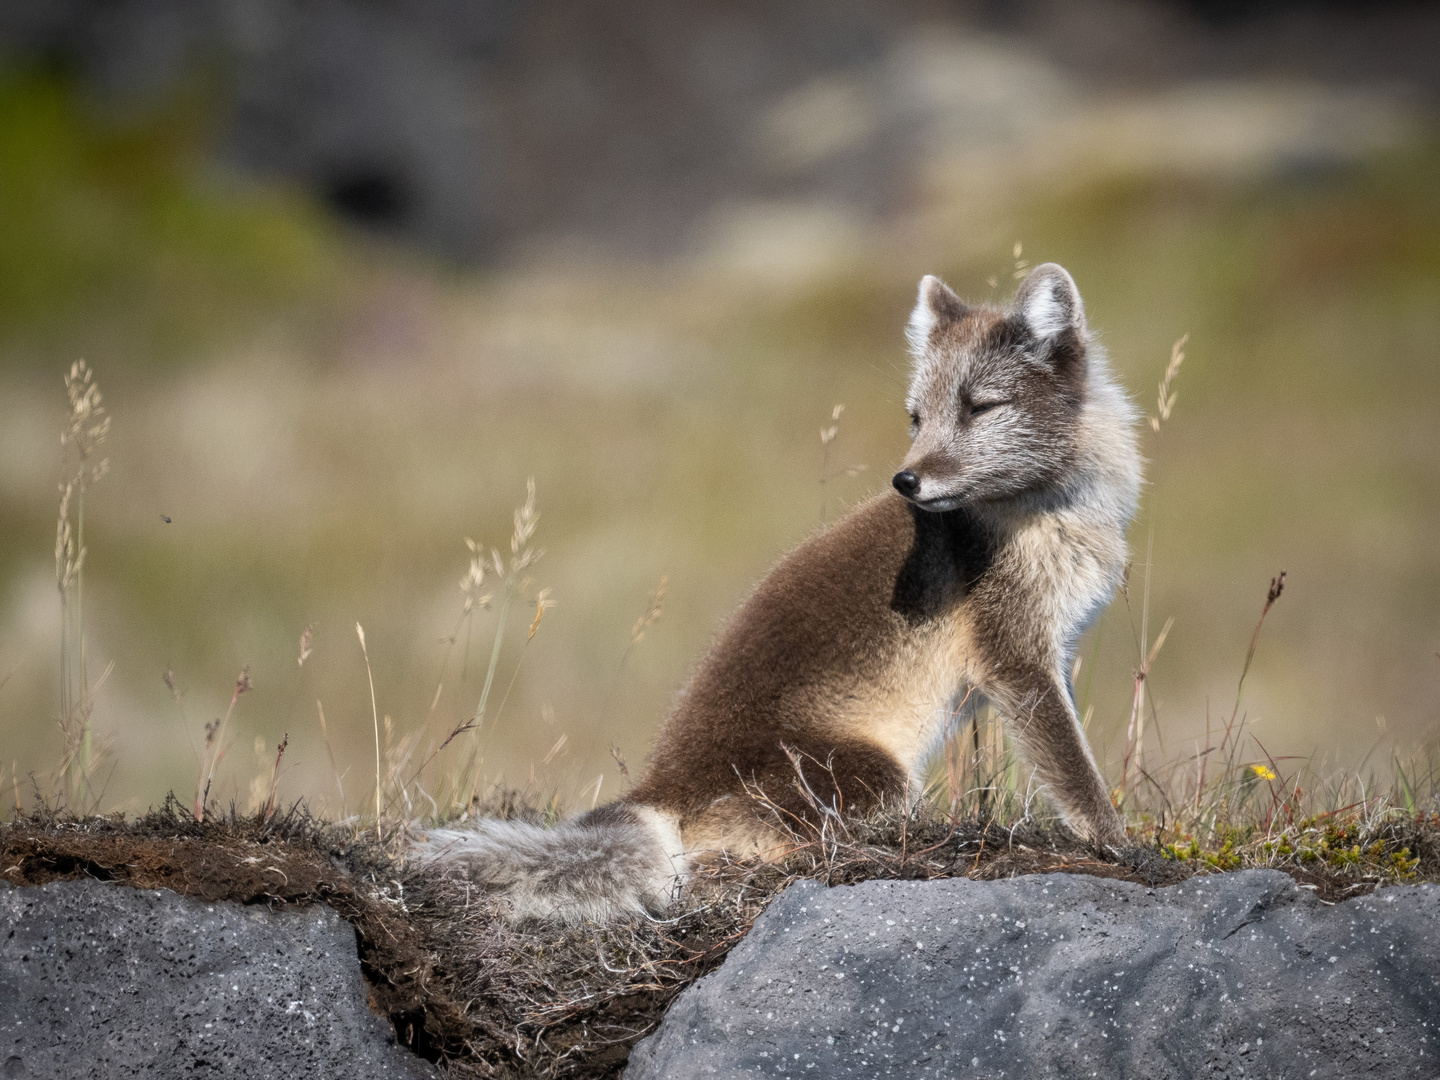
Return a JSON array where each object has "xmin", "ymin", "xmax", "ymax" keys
[{"xmin": 893, "ymin": 263, "xmax": 1091, "ymax": 511}]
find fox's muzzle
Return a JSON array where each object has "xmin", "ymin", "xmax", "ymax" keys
[{"xmin": 893, "ymin": 454, "xmax": 966, "ymax": 512}]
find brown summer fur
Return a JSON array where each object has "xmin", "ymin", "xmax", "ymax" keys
[
  {"xmin": 421, "ymin": 263, "xmax": 1140, "ymax": 917},
  {"xmin": 626, "ymin": 493, "xmax": 987, "ymax": 852},
  {"xmin": 621, "ymin": 265, "xmax": 1137, "ymax": 858}
]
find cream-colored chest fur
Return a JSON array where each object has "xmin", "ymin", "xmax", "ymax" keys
[
  {"xmin": 838, "ymin": 610, "xmax": 981, "ymax": 783},
  {"xmin": 1003, "ymin": 504, "xmax": 1125, "ymax": 659},
  {"xmin": 839, "ymin": 504, "xmax": 1122, "ymax": 783}
]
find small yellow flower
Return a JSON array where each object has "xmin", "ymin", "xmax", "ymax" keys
[{"xmin": 1251, "ymin": 764, "xmax": 1277, "ymax": 781}]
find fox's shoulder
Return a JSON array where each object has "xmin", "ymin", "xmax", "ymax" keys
[{"xmin": 729, "ymin": 491, "xmax": 996, "ymax": 642}]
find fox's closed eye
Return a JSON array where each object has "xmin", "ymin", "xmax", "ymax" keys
[{"xmin": 970, "ymin": 400, "xmax": 1006, "ymax": 417}]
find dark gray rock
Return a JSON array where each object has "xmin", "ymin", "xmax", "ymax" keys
[
  {"xmin": 626, "ymin": 870, "xmax": 1440, "ymax": 1080},
  {"xmin": 0, "ymin": 878, "xmax": 437, "ymax": 1079}
]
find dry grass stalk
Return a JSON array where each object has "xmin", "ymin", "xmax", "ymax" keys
[
  {"xmin": 415, "ymin": 535, "xmax": 499, "ymax": 775},
  {"xmin": 473, "ymin": 478, "xmax": 542, "ymax": 744},
  {"xmin": 1117, "ymin": 534, "xmax": 1163, "ymax": 800},
  {"xmin": 55, "ymin": 360, "xmax": 111, "ymax": 808},
  {"xmin": 818, "ymin": 404, "xmax": 867, "ymax": 521},
  {"xmin": 627, "ymin": 578, "xmax": 665, "ymax": 647},
  {"xmin": 1116, "ymin": 334, "xmax": 1192, "ymax": 801},
  {"xmin": 259, "ymin": 733, "xmax": 289, "ymax": 824},
  {"xmin": 356, "ymin": 623, "xmax": 381, "ymax": 836},
  {"xmin": 1228, "ymin": 570, "xmax": 1287, "ymax": 733},
  {"xmin": 379, "ymin": 714, "xmax": 426, "ymax": 820},
  {"xmin": 1149, "ymin": 334, "xmax": 1188, "ymax": 433},
  {"xmin": 485, "ymin": 586, "xmax": 557, "ymax": 739},
  {"xmin": 1120, "ymin": 614, "xmax": 1174, "ymax": 797},
  {"xmin": 161, "ymin": 668, "xmax": 199, "ymax": 762},
  {"xmin": 609, "ymin": 743, "xmax": 630, "ymax": 784},
  {"xmin": 194, "ymin": 667, "xmax": 252, "ymax": 822},
  {"xmin": 315, "ymin": 699, "xmax": 346, "ymax": 815},
  {"xmin": 606, "ymin": 575, "xmax": 667, "ymax": 715},
  {"xmin": 394, "ymin": 482, "xmax": 552, "ymax": 819}
]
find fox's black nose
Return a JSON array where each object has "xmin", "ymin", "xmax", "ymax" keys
[{"xmin": 892, "ymin": 470, "xmax": 921, "ymax": 498}]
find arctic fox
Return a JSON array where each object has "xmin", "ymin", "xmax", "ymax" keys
[{"xmin": 417, "ymin": 263, "xmax": 1141, "ymax": 921}]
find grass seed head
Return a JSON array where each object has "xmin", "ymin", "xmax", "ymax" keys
[
  {"xmin": 528, "ymin": 586, "xmax": 556, "ymax": 641},
  {"xmin": 1149, "ymin": 334, "xmax": 1188, "ymax": 433}
]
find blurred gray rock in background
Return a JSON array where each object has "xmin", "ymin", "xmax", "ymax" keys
[
  {"xmin": 0, "ymin": 878, "xmax": 437, "ymax": 1079},
  {"xmin": 0, "ymin": 0, "xmax": 1435, "ymax": 262},
  {"xmin": 626, "ymin": 870, "xmax": 1440, "ymax": 1080},
  {"xmin": 0, "ymin": 0, "xmax": 517, "ymax": 259}
]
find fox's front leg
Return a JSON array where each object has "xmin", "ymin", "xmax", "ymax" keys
[{"xmin": 986, "ymin": 665, "xmax": 1125, "ymax": 848}]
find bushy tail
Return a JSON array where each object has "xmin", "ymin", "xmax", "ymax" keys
[{"xmin": 411, "ymin": 801, "xmax": 687, "ymax": 922}]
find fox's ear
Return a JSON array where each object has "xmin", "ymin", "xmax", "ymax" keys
[
  {"xmin": 906, "ymin": 275, "xmax": 968, "ymax": 356},
  {"xmin": 1015, "ymin": 263, "xmax": 1086, "ymax": 341}
]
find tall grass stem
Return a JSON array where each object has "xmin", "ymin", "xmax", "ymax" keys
[{"xmin": 357, "ymin": 623, "xmax": 381, "ymax": 837}]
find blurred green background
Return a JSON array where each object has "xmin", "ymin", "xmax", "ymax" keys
[{"xmin": 1, "ymin": 1, "xmax": 1437, "ymax": 817}]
